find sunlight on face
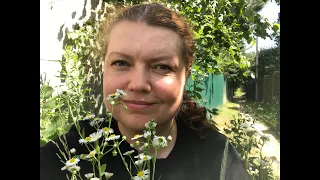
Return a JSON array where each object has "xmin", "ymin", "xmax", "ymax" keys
[{"xmin": 103, "ymin": 21, "xmax": 186, "ymax": 133}]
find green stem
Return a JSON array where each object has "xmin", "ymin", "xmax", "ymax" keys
[
  {"xmin": 129, "ymin": 156, "xmax": 139, "ymax": 172},
  {"xmin": 98, "ymin": 159, "xmax": 102, "ymax": 177},
  {"xmin": 117, "ymin": 146, "xmax": 133, "ymax": 178},
  {"xmin": 152, "ymin": 148, "xmax": 158, "ymax": 180}
]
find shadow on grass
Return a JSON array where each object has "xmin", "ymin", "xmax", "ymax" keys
[
  {"xmin": 227, "ymin": 106, "xmax": 240, "ymax": 111},
  {"xmin": 230, "ymin": 97, "xmax": 280, "ymax": 142},
  {"xmin": 263, "ymin": 129, "xmax": 280, "ymax": 142}
]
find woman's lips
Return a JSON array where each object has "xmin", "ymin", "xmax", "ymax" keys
[{"xmin": 123, "ymin": 100, "xmax": 154, "ymax": 111}]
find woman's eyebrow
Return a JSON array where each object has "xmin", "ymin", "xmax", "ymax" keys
[
  {"xmin": 108, "ymin": 52, "xmax": 131, "ymax": 59},
  {"xmin": 148, "ymin": 56, "xmax": 174, "ymax": 62}
]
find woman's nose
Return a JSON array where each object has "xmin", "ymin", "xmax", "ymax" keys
[{"xmin": 127, "ymin": 66, "xmax": 151, "ymax": 93}]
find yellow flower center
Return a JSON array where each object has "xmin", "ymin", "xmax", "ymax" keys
[
  {"xmin": 134, "ymin": 134, "xmax": 140, "ymax": 139},
  {"xmin": 85, "ymin": 137, "xmax": 91, "ymax": 141},
  {"xmin": 137, "ymin": 171, "xmax": 144, "ymax": 177},
  {"xmin": 109, "ymin": 134, "xmax": 115, "ymax": 138},
  {"xmin": 70, "ymin": 158, "xmax": 76, "ymax": 163},
  {"xmin": 103, "ymin": 127, "xmax": 110, "ymax": 131},
  {"xmin": 143, "ymin": 156, "xmax": 148, "ymax": 160},
  {"xmin": 89, "ymin": 151, "xmax": 95, "ymax": 157}
]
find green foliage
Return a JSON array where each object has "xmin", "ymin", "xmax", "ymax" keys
[
  {"xmin": 62, "ymin": 20, "xmax": 105, "ymax": 116},
  {"xmin": 251, "ymin": 46, "xmax": 280, "ymax": 77},
  {"xmin": 40, "ymin": 75, "xmax": 73, "ymax": 146},
  {"xmin": 40, "ymin": 21, "xmax": 103, "ymax": 145},
  {"xmin": 239, "ymin": 100, "xmax": 280, "ymax": 137},
  {"xmin": 166, "ymin": 0, "xmax": 278, "ymax": 95},
  {"xmin": 223, "ymin": 111, "xmax": 279, "ymax": 180},
  {"xmin": 246, "ymin": 0, "xmax": 269, "ymax": 12}
]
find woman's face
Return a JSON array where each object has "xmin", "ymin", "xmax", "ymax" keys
[{"xmin": 103, "ymin": 21, "xmax": 186, "ymax": 132}]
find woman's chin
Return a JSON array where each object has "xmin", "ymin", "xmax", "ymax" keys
[{"xmin": 117, "ymin": 118, "xmax": 154, "ymax": 132}]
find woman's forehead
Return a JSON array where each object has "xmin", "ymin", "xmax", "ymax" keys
[{"xmin": 107, "ymin": 21, "xmax": 183, "ymax": 58}]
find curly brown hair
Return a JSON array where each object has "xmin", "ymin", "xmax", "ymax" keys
[{"xmin": 97, "ymin": 3, "xmax": 217, "ymax": 139}]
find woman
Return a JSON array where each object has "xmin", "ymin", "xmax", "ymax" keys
[{"xmin": 40, "ymin": 3, "xmax": 250, "ymax": 180}]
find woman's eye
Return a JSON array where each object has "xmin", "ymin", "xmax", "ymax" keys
[
  {"xmin": 153, "ymin": 64, "xmax": 173, "ymax": 72},
  {"xmin": 111, "ymin": 60, "xmax": 130, "ymax": 67}
]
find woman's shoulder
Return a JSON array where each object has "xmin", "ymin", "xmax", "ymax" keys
[{"xmin": 200, "ymin": 130, "xmax": 251, "ymax": 179}]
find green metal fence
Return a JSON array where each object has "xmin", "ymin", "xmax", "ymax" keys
[{"xmin": 186, "ymin": 74, "xmax": 227, "ymax": 110}]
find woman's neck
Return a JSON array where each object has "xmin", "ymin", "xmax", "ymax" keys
[{"xmin": 118, "ymin": 119, "xmax": 177, "ymax": 159}]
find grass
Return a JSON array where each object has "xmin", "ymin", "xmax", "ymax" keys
[
  {"xmin": 239, "ymin": 99, "xmax": 280, "ymax": 141},
  {"xmin": 215, "ymin": 87, "xmax": 280, "ymax": 141},
  {"xmin": 234, "ymin": 87, "xmax": 245, "ymax": 97},
  {"xmin": 214, "ymin": 101, "xmax": 240, "ymax": 130},
  {"xmin": 214, "ymin": 98, "xmax": 280, "ymax": 179}
]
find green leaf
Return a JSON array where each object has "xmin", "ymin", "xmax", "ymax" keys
[
  {"xmin": 272, "ymin": 23, "xmax": 280, "ymax": 32},
  {"xmin": 100, "ymin": 164, "xmax": 107, "ymax": 174},
  {"xmin": 41, "ymin": 85, "xmax": 55, "ymax": 99},
  {"xmin": 242, "ymin": 72, "xmax": 248, "ymax": 77},
  {"xmin": 43, "ymin": 98, "xmax": 56, "ymax": 109}
]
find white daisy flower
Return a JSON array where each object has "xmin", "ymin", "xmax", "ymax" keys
[
  {"xmin": 90, "ymin": 178, "xmax": 100, "ymax": 180},
  {"xmin": 84, "ymin": 173, "xmax": 94, "ymax": 179},
  {"xmin": 79, "ymin": 132, "xmax": 103, "ymax": 144},
  {"xmin": 134, "ymin": 159, "xmax": 144, "ymax": 166},
  {"xmin": 106, "ymin": 93, "xmax": 116, "ymax": 101},
  {"xmin": 70, "ymin": 148, "xmax": 76, "ymax": 154},
  {"xmin": 134, "ymin": 153, "xmax": 151, "ymax": 162},
  {"xmin": 152, "ymin": 136, "xmax": 168, "ymax": 148},
  {"xmin": 134, "ymin": 153, "xmax": 145, "ymax": 159},
  {"xmin": 79, "ymin": 138, "xmax": 87, "ymax": 144},
  {"xmin": 106, "ymin": 134, "xmax": 121, "ymax": 141},
  {"xmin": 116, "ymin": 89, "xmax": 127, "ymax": 96},
  {"xmin": 104, "ymin": 172, "xmax": 114, "ymax": 178},
  {"xmin": 131, "ymin": 134, "xmax": 143, "ymax": 140},
  {"xmin": 67, "ymin": 165, "xmax": 81, "ymax": 172},
  {"xmin": 89, "ymin": 132, "xmax": 103, "ymax": 141},
  {"xmin": 65, "ymin": 158, "xmax": 80, "ymax": 167},
  {"xmin": 99, "ymin": 127, "xmax": 114, "ymax": 135},
  {"xmin": 115, "ymin": 91, "xmax": 120, "ymax": 97},
  {"xmin": 145, "ymin": 120, "xmax": 157, "ymax": 128},
  {"xmin": 141, "ymin": 155, "xmax": 152, "ymax": 161},
  {"xmin": 133, "ymin": 169, "xmax": 149, "ymax": 180},
  {"xmin": 123, "ymin": 150, "xmax": 135, "ymax": 156},
  {"xmin": 86, "ymin": 150, "xmax": 96, "ymax": 159},
  {"xmin": 143, "ymin": 131, "xmax": 151, "ymax": 139},
  {"xmin": 84, "ymin": 114, "xmax": 95, "ymax": 120}
]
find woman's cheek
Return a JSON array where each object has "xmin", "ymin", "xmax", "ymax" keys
[{"xmin": 154, "ymin": 77, "xmax": 183, "ymax": 100}]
